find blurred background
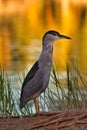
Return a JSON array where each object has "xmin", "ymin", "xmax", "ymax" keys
[{"xmin": 0, "ymin": 0, "xmax": 87, "ymax": 76}]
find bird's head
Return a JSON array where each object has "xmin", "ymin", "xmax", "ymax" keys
[{"xmin": 42, "ymin": 30, "xmax": 71, "ymax": 45}]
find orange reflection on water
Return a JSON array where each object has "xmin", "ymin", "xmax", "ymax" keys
[
  {"xmin": 0, "ymin": 27, "xmax": 11, "ymax": 69},
  {"xmin": 0, "ymin": 0, "xmax": 87, "ymax": 72}
]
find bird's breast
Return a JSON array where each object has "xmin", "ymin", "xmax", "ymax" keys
[
  {"xmin": 39, "ymin": 53, "xmax": 52, "ymax": 80},
  {"xmin": 39, "ymin": 54, "xmax": 52, "ymax": 72}
]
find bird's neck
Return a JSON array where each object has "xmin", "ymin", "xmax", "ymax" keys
[
  {"xmin": 39, "ymin": 41, "xmax": 53, "ymax": 66},
  {"xmin": 42, "ymin": 39, "xmax": 53, "ymax": 56}
]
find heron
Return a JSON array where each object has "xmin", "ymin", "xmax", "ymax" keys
[{"xmin": 20, "ymin": 30, "xmax": 71, "ymax": 112}]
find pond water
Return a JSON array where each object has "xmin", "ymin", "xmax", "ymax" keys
[{"xmin": 0, "ymin": 0, "xmax": 87, "ymax": 89}]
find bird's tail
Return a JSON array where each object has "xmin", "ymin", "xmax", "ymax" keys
[{"xmin": 19, "ymin": 93, "xmax": 26, "ymax": 109}]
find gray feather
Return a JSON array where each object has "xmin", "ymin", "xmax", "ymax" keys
[
  {"xmin": 20, "ymin": 61, "xmax": 39, "ymax": 109},
  {"xmin": 22, "ymin": 61, "xmax": 39, "ymax": 87}
]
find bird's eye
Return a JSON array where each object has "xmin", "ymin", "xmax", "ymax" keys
[
  {"xmin": 52, "ymin": 33, "xmax": 56, "ymax": 36},
  {"xmin": 53, "ymin": 33, "xmax": 57, "ymax": 36}
]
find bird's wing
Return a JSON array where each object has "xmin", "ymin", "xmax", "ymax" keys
[
  {"xmin": 22, "ymin": 61, "xmax": 39, "ymax": 88},
  {"xmin": 20, "ymin": 61, "xmax": 40, "ymax": 109}
]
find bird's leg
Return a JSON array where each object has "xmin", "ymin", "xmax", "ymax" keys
[{"xmin": 34, "ymin": 98, "xmax": 39, "ymax": 113}]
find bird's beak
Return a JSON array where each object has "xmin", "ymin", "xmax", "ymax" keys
[{"xmin": 60, "ymin": 34, "xmax": 71, "ymax": 39}]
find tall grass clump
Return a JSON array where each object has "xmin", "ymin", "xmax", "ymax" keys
[
  {"xmin": 39, "ymin": 61, "xmax": 87, "ymax": 111},
  {"xmin": 0, "ymin": 68, "xmax": 14, "ymax": 115},
  {"xmin": 0, "ymin": 60, "xmax": 87, "ymax": 115},
  {"xmin": 0, "ymin": 68, "xmax": 33, "ymax": 116}
]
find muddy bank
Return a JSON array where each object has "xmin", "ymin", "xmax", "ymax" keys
[{"xmin": 0, "ymin": 109, "xmax": 87, "ymax": 130}]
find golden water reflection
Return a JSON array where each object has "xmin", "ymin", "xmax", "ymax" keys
[{"xmin": 0, "ymin": 0, "xmax": 87, "ymax": 73}]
